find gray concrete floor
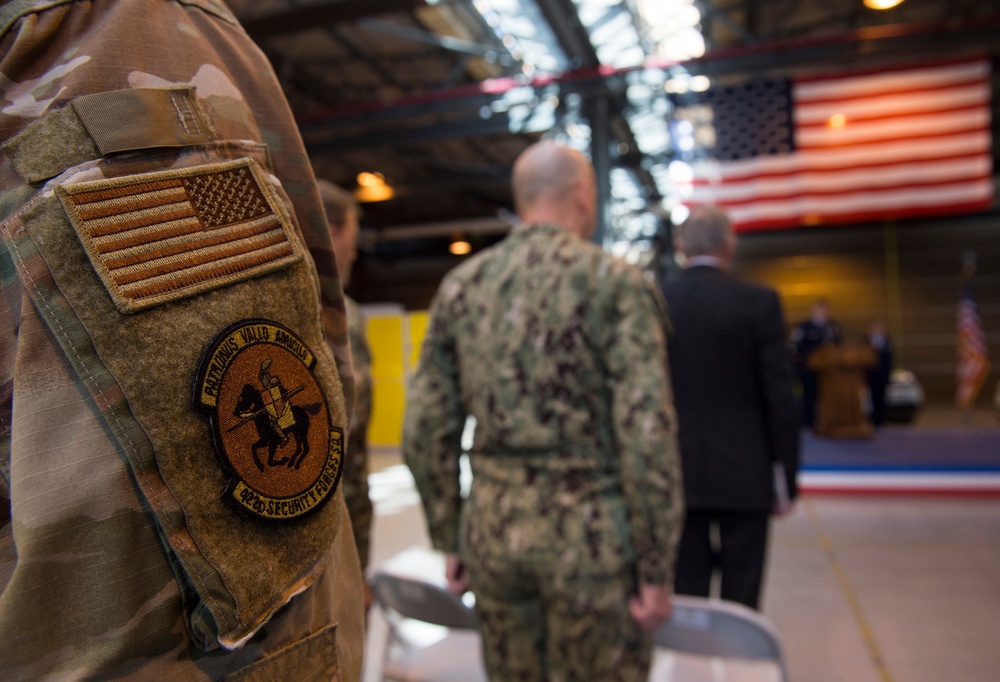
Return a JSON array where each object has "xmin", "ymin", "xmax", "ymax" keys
[
  {"xmin": 366, "ymin": 405, "xmax": 1000, "ymax": 681},
  {"xmin": 762, "ymin": 495, "xmax": 1000, "ymax": 682}
]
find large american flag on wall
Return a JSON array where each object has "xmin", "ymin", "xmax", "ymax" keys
[{"xmin": 672, "ymin": 60, "xmax": 994, "ymax": 232}]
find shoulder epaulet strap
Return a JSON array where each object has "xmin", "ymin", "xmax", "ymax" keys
[
  {"xmin": 0, "ymin": 0, "xmax": 71, "ymax": 40},
  {"xmin": 0, "ymin": 1, "xmax": 241, "ymax": 42},
  {"xmin": 175, "ymin": 0, "xmax": 240, "ymax": 26},
  {"xmin": 3, "ymin": 87, "xmax": 215, "ymax": 184}
]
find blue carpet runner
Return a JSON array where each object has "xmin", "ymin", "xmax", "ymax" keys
[{"xmin": 800, "ymin": 425, "xmax": 1000, "ymax": 494}]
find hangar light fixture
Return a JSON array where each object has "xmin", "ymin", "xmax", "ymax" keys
[
  {"xmin": 864, "ymin": 0, "xmax": 904, "ymax": 8},
  {"xmin": 449, "ymin": 233, "xmax": 472, "ymax": 255},
  {"xmin": 353, "ymin": 172, "xmax": 394, "ymax": 203}
]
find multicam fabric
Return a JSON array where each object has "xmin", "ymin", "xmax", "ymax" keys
[
  {"xmin": 403, "ymin": 221, "xmax": 684, "ymax": 679},
  {"xmin": 0, "ymin": 1, "xmax": 363, "ymax": 679},
  {"xmin": 342, "ymin": 296, "xmax": 372, "ymax": 571}
]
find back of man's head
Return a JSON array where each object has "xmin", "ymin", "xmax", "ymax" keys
[
  {"xmin": 675, "ymin": 205, "xmax": 734, "ymax": 259},
  {"xmin": 316, "ymin": 179, "xmax": 359, "ymax": 234},
  {"xmin": 316, "ymin": 178, "xmax": 361, "ymax": 286},
  {"xmin": 511, "ymin": 141, "xmax": 596, "ymax": 238}
]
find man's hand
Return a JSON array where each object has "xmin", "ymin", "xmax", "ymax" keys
[
  {"xmin": 629, "ymin": 584, "xmax": 672, "ymax": 632},
  {"xmin": 445, "ymin": 554, "xmax": 469, "ymax": 595},
  {"xmin": 773, "ymin": 499, "xmax": 796, "ymax": 517}
]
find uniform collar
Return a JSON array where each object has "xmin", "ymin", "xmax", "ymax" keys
[{"xmin": 512, "ymin": 221, "xmax": 573, "ymax": 238}]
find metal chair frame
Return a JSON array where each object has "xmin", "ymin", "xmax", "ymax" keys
[
  {"xmin": 652, "ymin": 595, "xmax": 788, "ymax": 682},
  {"xmin": 369, "ymin": 571, "xmax": 485, "ymax": 682}
]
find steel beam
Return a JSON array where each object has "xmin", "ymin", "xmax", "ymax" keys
[
  {"xmin": 241, "ymin": 0, "xmax": 425, "ymax": 41},
  {"xmin": 298, "ymin": 17, "xmax": 1000, "ymax": 137}
]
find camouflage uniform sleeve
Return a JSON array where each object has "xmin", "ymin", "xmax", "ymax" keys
[
  {"xmin": 0, "ymin": 247, "xmax": 16, "ymax": 517},
  {"xmin": 402, "ymin": 282, "xmax": 465, "ymax": 554},
  {"xmin": 0, "ymin": 1, "xmax": 365, "ymax": 674},
  {"xmin": 602, "ymin": 268, "xmax": 684, "ymax": 588}
]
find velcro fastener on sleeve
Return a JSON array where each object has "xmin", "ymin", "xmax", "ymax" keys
[
  {"xmin": 3, "ymin": 105, "xmax": 99, "ymax": 184},
  {"xmin": 72, "ymin": 87, "xmax": 213, "ymax": 155},
  {"xmin": 2, "ymin": 88, "xmax": 215, "ymax": 184}
]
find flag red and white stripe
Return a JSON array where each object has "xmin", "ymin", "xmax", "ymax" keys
[{"xmin": 682, "ymin": 60, "xmax": 994, "ymax": 231}]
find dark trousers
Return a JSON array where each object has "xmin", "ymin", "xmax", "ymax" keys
[
  {"xmin": 798, "ymin": 369, "xmax": 818, "ymax": 428},
  {"xmin": 674, "ymin": 509, "xmax": 770, "ymax": 610},
  {"xmin": 868, "ymin": 373, "xmax": 889, "ymax": 427}
]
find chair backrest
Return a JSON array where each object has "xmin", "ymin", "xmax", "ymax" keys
[
  {"xmin": 371, "ymin": 572, "xmax": 478, "ymax": 630},
  {"xmin": 653, "ymin": 595, "xmax": 787, "ymax": 681}
]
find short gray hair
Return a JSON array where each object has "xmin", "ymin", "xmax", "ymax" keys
[
  {"xmin": 675, "ymin": 206, "xmax": 733, "ymax": 257},
  {"xmin": 316, "ymin": 179, "xmax": 359, "ymax": 233}
]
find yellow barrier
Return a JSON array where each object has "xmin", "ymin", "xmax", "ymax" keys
[{"xmin": 362, "ymin": 306, "xmax": 429, "ymax": 448}]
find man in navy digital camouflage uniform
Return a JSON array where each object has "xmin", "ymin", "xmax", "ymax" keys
[{"xmin": 404, "ymin": 141, "xmax": 684, "ymax": 681}]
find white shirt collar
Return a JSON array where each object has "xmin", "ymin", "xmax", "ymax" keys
[{"xmin": 685, "ymin": 255, "xmax": 726, "ymax": 269}]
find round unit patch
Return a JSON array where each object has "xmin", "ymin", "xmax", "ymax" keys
[{"xmin": 194, "ymin": 319, "xmax": 343, "ymax": 521}]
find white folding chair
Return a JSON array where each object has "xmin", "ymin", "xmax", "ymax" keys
[
  {"xmin": 370, "ymin": 569, "xmax": 487, "ymax": 682},
  {"xmin": 649, "ymin": 595, "xmax": 788, "ymax": 682}
]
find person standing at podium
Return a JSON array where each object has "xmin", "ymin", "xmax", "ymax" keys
[
  {"xmin": 866, "ymin": 317, "xmax": 894, "ymax": 428},
  {"xmin": 662, "ymin": 206, "xmax": 800, "ymax": 610},
  {"xmin": 791, "ymin": 298, "xmax": 843, "ymax": 429}
]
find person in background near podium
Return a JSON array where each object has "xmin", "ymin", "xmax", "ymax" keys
[
  {"xmin": 866, "ymin": 318, "xmax": 894, "ymax": 428},
  {"xmin": 791, "ymin": 298, "xmax": 843, "ymax": 429},
  {"xmin": 661, "ymin": 206, "xmax": 800, "ymax": 610},
  {"xmin": 318, "ymin": 180, "xmax": 374, "ymax": 604}
]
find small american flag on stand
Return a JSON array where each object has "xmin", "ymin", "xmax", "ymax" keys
[
  {"xmin": 672, "ymin": 59, "xmax": 994, "ymax": 231},
  {"xmin": 956, "ymin": 252, "xmax": 990, "ymax": 409}
]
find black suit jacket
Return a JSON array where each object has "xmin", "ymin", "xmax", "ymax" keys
[{"xmin": 662, "ymin": 265, "xmax": 800, "ymax": 511}]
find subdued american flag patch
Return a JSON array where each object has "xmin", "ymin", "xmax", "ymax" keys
[{"xmin": 57, "ymin": 158, "xmax": 303, "ymax": 313}]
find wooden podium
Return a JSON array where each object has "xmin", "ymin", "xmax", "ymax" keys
[{"xmin": 808, "ymin": 343, "xmax": 877, "ymax": 439}]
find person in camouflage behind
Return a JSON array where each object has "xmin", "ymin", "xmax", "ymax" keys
[
  {"xmin": 318, "ymin": 179, "xmax": 373, "ymax": 593},
  {"xmin": 0, "ymin": 1, "xmax": 364, "ymax": 679},
  {"xmin": 403, "ymin": 141, "xmax": 684, "ymax": 681}
]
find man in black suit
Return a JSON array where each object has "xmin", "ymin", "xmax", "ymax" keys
[{"xmin": 661, "ymin": 206, "xmax": 800, "ymax": 610}]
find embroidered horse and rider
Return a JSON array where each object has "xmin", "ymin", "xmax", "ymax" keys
[{"xmin": 232, "ymin": 359, "xmax": 323, "ymax": 472}]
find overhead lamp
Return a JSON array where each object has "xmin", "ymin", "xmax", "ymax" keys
[
  {"xmin": 449, "ymin": 233, "xmax": 471, "ymax": 256},
  {"xmin": 689, "ymin": 75, "xmax": 711, "ymax": 92},
  {"xmin": 353, "ymin": 171, "xmax": 394, "ymax": 203},
  {"xmin": 863, "ymin": 0, "xmax": 904, "ymax": 9},
  {"xmin": 664, "ymin": 77, "xmax": 689, "ymax": 94}
]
